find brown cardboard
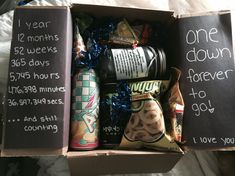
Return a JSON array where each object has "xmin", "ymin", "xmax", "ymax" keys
[
  {"xmin": 66, "ymin": 5, "xmax": 235, "ymax": 174},
  {"xmin": 71, "ymin": 4, "xmax": 174, "ymax": 22},
  {"xmin": 1, "ymin": 147, "xmax": 67, "ymax": 157},
  {"xmin": 66, "ymin": 4, "xmax": 183, "ymax": 175},
  {"xmin": 0, "ymin": 5, "xmax": 183, "ymax": 175},
  {"xmin": 67, "ymin": 150, "xmax": 182, "ymax": 175}
]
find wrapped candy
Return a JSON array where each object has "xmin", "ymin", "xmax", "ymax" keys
[
  {"xmin": 132, "ymin": 23, "xmax": 152, "ymax": 45},
  {"xmin": 162, "ymin": 68, "xmax": 185, "ymax": 143},
  {"xmin": 74, "ymin": 17, "xmax": 114, "ymax": 69},
  {"xmin": 109, "ymin": 19, "xmax": 139, "ymax": 47}
]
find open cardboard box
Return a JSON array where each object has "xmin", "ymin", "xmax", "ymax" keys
[{"xmin": 1, "ymin": 3, "xmax": 235, "ymax": 175}]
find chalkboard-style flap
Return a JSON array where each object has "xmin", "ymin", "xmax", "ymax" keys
[
  {"xmin": 176, "ymin": 11, "xmax": 235, "ymax": 150},
  {"xmin": 2, "ymin": 6, "xmax": 72, "ymax": 156}
]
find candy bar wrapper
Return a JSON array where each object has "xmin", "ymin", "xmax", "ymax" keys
[
  {"xmin": 132, "ymin": 24, "xmax": 152, "ymax": 45},
  {"xmin": 109, "ymin": 19, "xmax": 139, "ymax": 46},
  {"xmin": 163, "ymin": 68, "xmax": 185, "ymax": 143},
  {"xmin": 119, "ymin": 80, "xmax": 182, "ymax": 153},
  {"xmin": 70, "ymin": 68, "xmax": 100, "ymax": 150}
]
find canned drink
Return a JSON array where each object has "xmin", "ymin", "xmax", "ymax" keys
[
  {"xmin": 70, "ymin": 68, "xmax": 99, "ymax": 150},
  {"xmin": 99, "ymin": 46, "xmax": 166, "ymax": 83},
  {"xmin": 100, "ymin": 84, "xmax": 131, "ymax": 148}
]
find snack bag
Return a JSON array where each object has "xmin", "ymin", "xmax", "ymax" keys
[
  {"xmin": 119, "ymin": 80, "xmax": 182, "ymax": 152},
  {"xmin": 109, "ymin": 19, "xmax": 139, "ymax": 46},
  {"xmin": 162, "ymin": 68, "xmax": 185, "ymax": 143},
  {"xmin": 124, "ymin": 98, "xmax": 165, "ymax": 143}
]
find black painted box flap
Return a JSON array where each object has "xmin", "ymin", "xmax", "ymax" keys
[{"xmin": 1, "ymin": 6, "xmax": 72, "ymax": 156}]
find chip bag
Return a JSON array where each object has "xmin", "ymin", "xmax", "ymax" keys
[{"xmin": 119, "ymin": 80, "xmax": 182, "ymax": 152}]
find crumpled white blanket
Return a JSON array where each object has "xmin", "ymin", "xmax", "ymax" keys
[{"xmin": 0, "ymin": 0, "xmax": 233, "ymax": 175}]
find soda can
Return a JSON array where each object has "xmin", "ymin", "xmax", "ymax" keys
[
  {"xmin": 70, "ymin": 68, "xmax": 99, "ymax": 150},
  {"xmin": 100, "ymin": 83, "xmax": 130, "ymax": 148}
]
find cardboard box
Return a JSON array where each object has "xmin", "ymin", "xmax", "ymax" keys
[{"xmin": 2, "ymin": 3, "xmax": 235, "ymax": 175}]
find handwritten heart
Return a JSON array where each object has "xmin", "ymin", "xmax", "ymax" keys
[{"xmin": 208, "ymin": 108, "xmax": 215, "ymax": 113}]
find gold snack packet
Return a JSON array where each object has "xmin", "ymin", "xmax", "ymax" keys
[
  {"xmin": 109, "ymin": 19, "xmax": 139, "ymax": 46},
  {"xmin": 163, "ymin": 68, "xmax": 185, "ymax": 143}
]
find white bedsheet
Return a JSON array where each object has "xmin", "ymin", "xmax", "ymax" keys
[{"xmin": 0, "ymin": 0, "xmax": 232, "ymax": 175}]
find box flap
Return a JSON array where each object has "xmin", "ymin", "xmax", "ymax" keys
[
  {"xmin": 71, "ymin": 4, "xmax": 174, "ymax": 23},
  {"xmin": 67, "ymin": 150, "xmax": 183, "ymax": 175},
  {"xmin": 177, "ymin": 10, "xmax": 231, "ymax": 18},
  {"xmin": 1, "ymin": 147, "xmax": 67, "ymax": 157},
  {"xmin": 174, "ymin": 10, "xmax": 235, "ymax": 150},
  {"xmin": 2, "ymin": 6, "xmax": 72, "ymax": 155}
]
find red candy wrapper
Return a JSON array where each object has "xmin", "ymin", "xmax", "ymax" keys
[
  {"xmin": 163, "ymin": 68, "xmax": 185, "ymax": 143},
  {"xmin": 132, "ymin": 24, "xmax": 152, "ymax": 45}
]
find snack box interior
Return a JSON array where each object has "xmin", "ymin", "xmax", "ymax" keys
[{"xmin": 1, "ymin": 3, "xmax": 235, "ymax": 175}]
